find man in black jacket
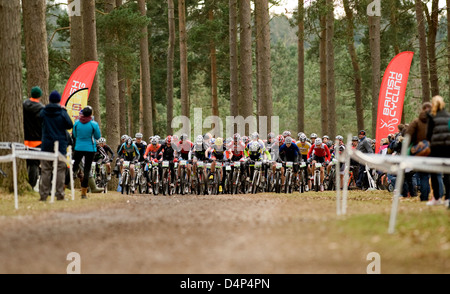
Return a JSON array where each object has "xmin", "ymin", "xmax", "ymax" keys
[
  {"xmin": 356, "ymin": 130, "xmax": 374, "ymax": 190},
  {"xmin": 23, "ymin": 86, "xmax": 44, "ymax": 188}
]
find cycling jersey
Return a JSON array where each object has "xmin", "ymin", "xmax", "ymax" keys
[
  {"xmin": 177, "ymin": 140, "xmax": 193, "ymax": 160},
  {"xmin": 296, "ymin": 141, "xmax": 311, "ymax": 156},
  {"xmin": 279, "ymin": 143, "xmax": 300, "ymax": 162},
  {"xmin": 95, "ymin": 144, "xmax": 115, "ymax": 163},
  {"xmin": 208, "ymin": 144, "xmax": 227, "ymax": 161},
  {"xmin": 157, "ymin": 143, "xmax": 177, "ymax": 161},
  {"xmin": 307, "ymin": 143, "xmax": 331, "ymax": 162},
  {"xmin": 118, "ymin": 143, "xmax": 140, "ymax": 162},
  {"xmin": 227, "ymin": 141, "xmax": 245, "ymax": 160},
  {"xmin": 134, "ymin": 141, "xmax": 147, "ymax": 162},
  {"xmin": 144, "ymin": 144, "xmax": 161, "ymax": 160},
  {"xmin": 193, "ymin": 142, "xmax": 208, "ymax": 161}
]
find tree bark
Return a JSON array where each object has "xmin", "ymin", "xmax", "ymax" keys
[
  {"xmin": 239, "ymin": 0, "xmax": 253, "ymax": 135},
  {"xmin": 104, "ymin": 0, "xmax": 120, "ymax": 148},
  {"xmin": 426, "ymin": 0, "xmax": 440, "ymax": 96},
  {"xmin": 209, "ymin": 9, "xmax": 219, "ymax": 131},
  {"xmin": 297, "ymin": 0, "xmax": 305, "ymax": 133},
  {"xmin": 447, "ymin": 0, "xmax": 450, "ymax": 103},
  {"xmin": 229, "ymin": 0, "xmax": 239, "ymax": 134},
  {"xmin": 69, "ymin": 0, "xmax": 84, "ymax": 73},
  {"xmin": 138, "ymin": 0, "xmax": 153, "ymax": 137},
  {"xmin": 343, "ymin": 0, "xmax": 364, "ymax": 132},
  {"xmin": 167, "ymin": 0, "xmax": 175, "ymax": 135},
  {"xmin": 0, "ymin": 0, "xmax": 28, "ymax": 192},
  {"xmin": 369, "ymin": 15, "xmax": 380, "ymax": 138},
  {"xmin": 179, "ymin": 0, "xmax": 190, "ymax": 118},
  {"xmin": 319, "ymin": 10, "xmax": 328, "ymax": 136},
  {"xmin": 415, "ymin": 0, "xmax": 430, "ymax": 103},
  {"xmin": 82, "ymin": 0, "xmax": 101, "ymax": 126},
  {"xmin": 326, "ymin": 0, "xmax": 336, "ymax": 139},
  {"xmin": 22, "ymin": 0, "xmax": 49, "ymax": 105},
  {"xmin": 127, "ymin": 79, "xmax": 134, "ymax": 135}
]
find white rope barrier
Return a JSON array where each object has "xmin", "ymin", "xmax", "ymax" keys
[
  {"xmin": 0, "ymin": 142, "xmax": 74, "ymax": 209},
  {"xmin": 336, "ymin": 134, "xmax": 450, "ymax": 234}
]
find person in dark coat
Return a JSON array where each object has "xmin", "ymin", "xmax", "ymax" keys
[
  {"xmin": 23, "ymin": 86, "xmax": 44, "ymax": 188},
  {"xmin": 355, "ymin": 130, "xmax": 373, "ymax": 190},
  {"xmin": 426, "ymin": 96, "xmax": 450, "ymax": 207},
  {"xmin": 39, "ymin": 90, "xmax": 74, "ymax": 201},
  {"xmin": 406, "ymin": 102, "xmax": 432, "ymax": 201}
]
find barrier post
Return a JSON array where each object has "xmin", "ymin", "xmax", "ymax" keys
[
  {"xmin": 388, "ymin": 135, "xmax": 410, "ymax": 234},
  {"xmin": 12, "ymin": 144, "xmax": 19, "ymax": 210},
  {"xmin": 341, "ymin": 134, "xmax": 353, "ymax": 215},
  {"xmin": 68, "ymin": 146, "xmax": 75, "ymax": 201},
  {"xmin": 50, "ymin": 141, "xmax": 59, "ymax": 203}
]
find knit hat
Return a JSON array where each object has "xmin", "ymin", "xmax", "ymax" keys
[
  {"xmin": 31, "ymin": 86, "xmax": 42, "ymax": 98},
  {"xmin": 81, "ymin": 106, "xmax": 92, "ymax": 117},
  {"xmin": 49, "ymin": 90, "xmax": 61, "ymax": 104}
]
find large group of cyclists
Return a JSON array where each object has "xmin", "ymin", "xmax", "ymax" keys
[{"xmin": 90, "ymin": 130, "xmax": 377, "ymax": 196}]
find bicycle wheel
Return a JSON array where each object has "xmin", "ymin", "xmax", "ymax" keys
[
  {"xmin": 314, "ymin": 172, "xmax": 320, "ymax": 192},
  {"xmin": 152, "ymin": 170, "xmax": 160, "ymax": 195}
]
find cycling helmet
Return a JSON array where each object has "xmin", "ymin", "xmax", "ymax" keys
[
  {"xmin": 210, "ymin": 138, "xmax": 216, "ymax": 145},
  {"xmin": 276, "ymin": 135, "xmax": 285, "ymax": 144},
  {"xmin": 339, "ymin": 145, "xmax": 346, "ymax": 152},
  {"xmin": 323, "ymin": 135, "xmax": 329, "ymax": 140},
  {"xmin": 180, "ymin": 133, "xmax": 188, "ymax": 141},
  {"xmin": 251, "ymin": 132, "xmax": 259, "ymax": 140},
  {"xmin": 299, "ymin": 134, "xmax": 307, "ymax": 142},
  {"xmin": 126, "ymin": 138, "xmax": 133, "ymax": 145},
  {"xmin": 172, "ymin": 135, "xmax": 179, "ymax": 142},
  {"xmin": 165, "ymin": 136, "xmax": 172, "ymax": 145},
  {"xmin": 336, "ymin": 135, "xmax": 344, "ymax": 141},
  {"xmin": 97, "ymin": 137, "xmax": 106, "ymax": 144},
  {"xmin": 249, "ymin": 141, "xmax": 260, "ymax": 152},
  {"xmin": 282, "ymin": 130, "xmax": 291, "ymax": 138},
  {"xmin": 215, "ymin": 137, "xmax": 223, "ymax": 146},
  {"xmin": 242, "ymin": 136, "xmax": 249, "ymax": 145},
  {"xmin": 196, "ymin": 135, "xmax": 204, "ymax": 144},
  {"xmin": 267, "ymin": 132, "xmax": 275, "ymax": 139},
  {"xmin": 233, "ymin": 133, "xmax": 241, "ymax": 142},
  {"xmin": 297, "ymin": 132, "xmax": 305, "ymax": 139},
  {"xmin": 352, "ymin": 136, "xmax": 358, "ymax": 141},
  {"xmin": 135, "ymin": 133, "xmax": 143, "ymax": 139},
  {"xmin": 151, "ymin": 137, "xmax": 158, "ymax": 145},
  {"xmin": 285, "ymin": 137, "xmax": 293, "ymax": 144},
  {"xmin": 315, "ymin": 138, "xmax": 322, "ymax": 146},
  {"xmin": 310, "ymin": 133, "xmax": 317, "ymax": 139},
  {"xmin": 121, "ymin": 134, "xmax": 128, "ymax": 141}
]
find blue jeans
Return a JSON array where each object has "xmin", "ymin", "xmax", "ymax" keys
[
  {"xmin": 430, "ymin": 173, "xmax": 444, "ymax": 200},
  {"xmin": 416, "ymin": 172, "xmax": 430, "ymax": 201}
]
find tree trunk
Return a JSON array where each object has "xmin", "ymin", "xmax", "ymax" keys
[
  {"xmin": 82, "ymin": 0, "xmax": 101, "ymax": 126},
  {"xmin": 179, "ymin": 0, "xmax": 190, "ymax": 118},
  {"xmin": 415, "ymin": 0, "xmax": 431, "ymax": 103},
  {"xmin": 22, "ymin": 0, "xmax": 49, "ymax": 105},
  {"xmin": 239, "ymin": 0, "xmax": 253, "ymax": 135},
  {"xmin": 127, "ymin": 79, "xmax": 134, "ymax": 135},
  {"xmin": 138, "ymin": 0, "xmax": 153, "ymax": 138},
  {"xmin": 369, "ymin": 15, "xmax": 380, "ymax": 138},
  {"xmin": 229, "ymin": 0, "xmax": 239, "ymax": 133},
  {"xmin": 297, "ymin": 0, "xmax": 305, "ymax": 133},
  {"xmin": 319, "ymin": 12, "xmax": 328, "ymax": 136},
  {"xmin": 326, "ymin": 0, "xmax": 336, "ymax": 139},
  {"xmin": 167, "ymin": 0, "xmax": 175, "ymax": 136},
  {"xmin": 255, "ymin": 0, "xmax": 263, "ymax": 128},
  {"xmin": 209, "ymin": 9, "xmax": 219, "ymax": 131},
  {"xmin": 447, "ymin": 0, "xmax": 450, "ymax": 103},
  {"xmin": 343, "ymin": 0, "xmax": 364, "ymax": 132},
  {"xmin": 256, "ymin": 0, "xmax": 273, "ymax": 134},
  {"xmin": 104, "ymin": 0, "xmax": 120, "ymax": 148},
  {"xmin": 0, "ymin": 0, "xmax": 28, "ymax": 192},
  {"xmin": 426, "ymin": 0, "xmax": 440, "ymax": 96},
  {"xmin": 69, "ymin": 0, "xmax": 84, "ymax": 73},
  {"xmin": 117, "ymin": 0, "xmax": 126, "ymax": 139}
]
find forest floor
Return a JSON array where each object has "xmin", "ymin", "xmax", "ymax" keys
[{"xmin": 0, "ymin": 189, "xmax": 449, "ymax": 275}]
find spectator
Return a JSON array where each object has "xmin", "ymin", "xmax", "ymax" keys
[
  {"xmin": 39, "ymin": 90, "xmax": 73, "ymax": 201},
  {"xmin": 426, "ymin": 96, "xmax": 450, "ymax": 207},
  {"xmin": 72, "ymin": 106, "xmax": 101, "ymax": 199},
  {"xmin": 23, "ymin": 86, "xmax": 44, "ymax": 189},
  {"xmin": 356, "ymin": 130, "xmax": 373, "ymax": 190},
  {"xmin": 406, "ymin": 102, "xmax": 432, "ymax": 202}
]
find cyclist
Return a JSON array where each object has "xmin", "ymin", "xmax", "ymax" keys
[
  {"xmin": 279, "ymin": 136, "xmax": 300, "ymax": 191},
  {"xmin": 144, "ymin": 136, "xmax": 161, "ymax": 190},
  {"xmin": 206, "ymin": 137, "xmax": 228, "ymax": 193},
  {"xmin": 282, "ymin": 130, "xmax": 296, "ymax": 144},
  {"xmin": 296, "ymin": 133, "xmax": 311, "ymax": 191},
  {"xmin": 95, "ymin": 137, "xmax": 115, "ymax": 181},
  {"xmin": 322, "ymin": 135, "xmax": 333, "ymax": 149},
  {"xmin": 156, "ymin": 136, "xmax": 178, "ymax": 188},
  {"xmin": 192, "ymin": 135, "xmax": 209, "ymax": 185},
  {"xmin": 307, "ymin": 138, "xmax": 331, "ymax": 192},
  {"xmin": 242, "ymin": 136, "xmax": 250, "ymax": 158},
  {"xmin": 246, "ymin": 141, "xmax": 266, "ymax": 187},
  {"xmin": 176, "ymin": 133, "xmax": 194, "ymax": 188},
  {"xmin": 117, "ymin": 137, "xmax": 140, "ymax": 191},
  {"xmin": 134, "ymin": 133, "xmax": 147, "ymax": 163},
  {"xmin": 310, "ymin": 133, "xmax": 318, "ymax": 145},
  {"xmin": 269, "ymin": 135, "xmax": 285, "ymax": 177}
]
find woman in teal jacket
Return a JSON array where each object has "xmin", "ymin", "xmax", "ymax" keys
[{"xmin": 72, "ymin": 106, "xmax": 101, "ymax": 199}]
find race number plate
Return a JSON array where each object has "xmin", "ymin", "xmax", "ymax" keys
[
  {"xmin": 206, "ymin": 163, "xmax": 212, "ymax": 168},
  {"xmin": 315, "ymin": 162, "xmax": 322, "ymax": 168},
  {"xmin": 255, "ymin": 161, "xmax": 262, "ymax": 168},
  {"xmin": 226, "ymin": 165, "xmax": 232, "ymax": 171},
  {"xmin": 197, "ymin": 161, "xmax": 204, "ymax": 167},
  {"xmin": 135, "ymin": 162, "xmax": 141, "ymax": 169},
  {"xmin": 162, "ymin": 161, "xmax": 169, "ymax": 167},
  {"xmin": 234, "ymin": 162, "xmax": 241, "ymax": 168},
  {"xmin": 276, "ymin": 162, "xmax": 282, "ymax": 169},
  {"xmin": 180, "ymin": 160, "xmax": 187, "ymax": 166},
  {"xmin": 286, "ymin": 162, "xmax": 293, "ymax": 168},
  {"xmin": 300, "ymin": 162, "xmax": 306, "ymax": 168},
  {"xmin": 153, "ymin": 161, "xmax": 159, "ymax": 167},
  {"xmin": 123, "ymin": 161, "xmax": 130, "ymax": 168}
]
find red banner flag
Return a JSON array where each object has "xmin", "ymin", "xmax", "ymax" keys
[
  {"xmin": 375, "ymin": 51, "xmax": 414, "ymax": 154},
  {"xmin": 60, "ymin": 61, "xmax": 99, "ymax": 107}
]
